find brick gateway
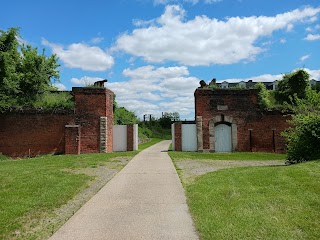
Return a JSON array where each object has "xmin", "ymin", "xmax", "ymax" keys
[{"xmin": 173, "ymin": 88, "xmax": 290, "ymax": 153}]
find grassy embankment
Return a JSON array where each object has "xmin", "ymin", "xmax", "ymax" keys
[
  {"xmin": 0, "ymin": 138, "xmax": 162, "ymax": 240},
  {"xmin": 169, "ymin": 151, "xmax": 320, "ymax": 239}
]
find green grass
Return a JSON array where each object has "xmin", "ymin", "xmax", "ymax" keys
[
  {"xmin": 33, "ymin": 92, "xmax": 74, "ymax": 109},
  {"xmin": 185, "ymin": 160, "xmax": 320, "ymax": 239},
  {"xmin": 169, "ymin": 151, "xmax": 286, "ymax": 161},
  {"xmin": 0, "ymin": 153, "xmax": 9, "ymax": 161},
  {"xmin": 0, "ymin": 139, "xmax": 162, "ymax": 240},
  {"xmin": 138, "ymin": 138, "xmax": 163, "ymax": 151}
]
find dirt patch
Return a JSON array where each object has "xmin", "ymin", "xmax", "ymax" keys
[{"xmin": 176, "ymin": 160, "xmax": 285, "ymax": 184}]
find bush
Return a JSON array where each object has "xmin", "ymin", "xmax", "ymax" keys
[
  {"xmin": 283, "ymin": 114, "xmax": 320, "ymax": 164},
  {"xmin": 282, "ymin": 89, "xmax": 320, "ymax": 164}
]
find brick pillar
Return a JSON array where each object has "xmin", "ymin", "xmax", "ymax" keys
[
  {"xmin": 127, "ymin": 124, "xmax": 134, "ymax": 151},
  {"xmin": 126, "ymin": 124, "xmax": 138, "ymax": 151},
  {"xmin": 174, "ymin": 123, "xmax": 182, "ymax": 151},
  {"xmin": 65, "ymin": 125, "xmax": 80, "ymax": 154},
  {"xmin": 73, "ymin": 87, "xmax": 114, "ymax": 153}
]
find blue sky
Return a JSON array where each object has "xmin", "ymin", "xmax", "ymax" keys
[{"xmin": 1, "ymin": 0, "xmax": 320, "ymax": 119}]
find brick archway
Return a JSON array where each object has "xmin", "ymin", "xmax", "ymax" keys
[{"xmin": 208, "ymin": 115, "xmax": 238, "ymax": 152}]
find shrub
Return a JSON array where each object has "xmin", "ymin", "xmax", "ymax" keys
[
  {"xmin": 254, "ymin": 82, "xmax": 271, "ymax": 109},
  {"xmin": 32, "ymin": 92, "xmax": 74, "ymax": 109},
  {"xmin": 282, "ymin": 89, "xmax": 320, "ymax": 164}
]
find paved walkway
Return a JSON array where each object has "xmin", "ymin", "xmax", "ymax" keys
[{"xmin": 49, "ymin": 140, "xmax": 199, "ymax": 240}]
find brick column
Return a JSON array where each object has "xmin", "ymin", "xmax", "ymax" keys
[
  {"xmin": 174, "ymin": 123, "xmax": 182, "ymax": 151},
  {"xmin": 126, "ymin": 124, "xmax": 138, "ymax": 151},
  {"xmin": 73, "ymin": 87, "xmax": 114, "ymax": 153},
  {"xmin": 65, "ymin": 125, "xmax": 80, "ymax": 154},
  {"xmin": 127, "ymin": 124, "xmax": 134, "ymax": 151}
]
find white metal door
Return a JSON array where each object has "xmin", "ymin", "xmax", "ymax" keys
[
  {"xmin": 113, "ymin": 125, "xmax": 127, "ymax": 152},
  {"xmin": 215, "ymin": 124, "xmax": 232, "ymax": 152},
  {"xmin": 182, "ymin": 124, "xmax": 197, "ymax": 152}
]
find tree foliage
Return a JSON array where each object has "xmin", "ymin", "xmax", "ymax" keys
[
  {"xmin": 0, "ymin": 28, "xmax": 59, "ymax": 110},
  {"xmin": 113, "ymin": 100, "xmax": 139, "ymax": 125},
  {"xmin": 159, "ymin": 112, "xmax": 180, "ymax": 129},
  {"xmin": 275, "ymin": 69, "xmax": 309, "ymax": 104},
  {"xmin": 254, "ymin": 82, "xmax": 271, "ymax": 109},
  {"xmin": 282, "ymin": 89, "xmax": 320, "ymax": 164}
]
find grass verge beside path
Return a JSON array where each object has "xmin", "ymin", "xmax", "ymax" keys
[
  {"xmin": 169, "ymin": 151, "xmax": 320, "ymax": 239},
  {"xmin": 169, "ymin": 151, "xmax": 286, "ymax": 161},
  {"xmin": 187, "ymin": 161, "xmax": 320, "ymax": 239},
  {"xmin": 0, "ymin": 138, "xmax": 162, "ymax": 240}
]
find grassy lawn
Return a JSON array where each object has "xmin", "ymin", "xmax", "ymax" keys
[
  {"xmin": 0, "ymin": 138, "xmax": 163, "ymax": 240},
  {"xmin": 169, "ymin": 151, "xmax": 320, "ymax": 239},
  {"xmin": 169, "ymin": 151, "xmax": 286, "ymax": 161}
]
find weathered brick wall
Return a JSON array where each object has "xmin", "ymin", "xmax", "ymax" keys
[
  {"xmin": 174, "ymin": 123, "xmax": 182, "ymax": 151},
  {"xmin": 0, "ymin": 112, "xmax": 74, "ymax": 157},
  {"xmin": 65, "ymin": 125, "xmax": 81, "ymax": 154},
  {"xmin": 73, "ymin": 87, "xmax": 114, "ymax": 153},
  {"xmin": 195, "ymin": 88, "xmax": 291, "ymax": 153},
  {"xmin": 0, "ymin": 87, "xmax": 114, "ymax": 157}
]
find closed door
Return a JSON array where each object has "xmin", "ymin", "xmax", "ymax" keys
[{"xmin": 215, "ymin": 124, "xmax": 232, "ymax": 152}]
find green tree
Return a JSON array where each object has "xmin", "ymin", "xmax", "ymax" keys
[
  {"xmin": 275, "ymin": 69, "xmax": 309, "ymax": 104},
  {"xmin": 159, "ymin": 112, "xmax": 180, "ymax": 129},
  {"xmin": 113, "ymin": 100, "xmax": 139, "ymax": 125},
  {"xmin": 0, "ymin": 28, "xmax": 21, "ymax": 108},
  {"xmin": 0, "ymin": 27, "xmax": 59, "ymax": 110},
  {"xmin": 282, "ymin": 88, "xmax": 320, "ymax": 164}
]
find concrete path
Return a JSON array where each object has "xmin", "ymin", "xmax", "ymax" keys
[{"xmin": 49, "ymin": 140, "xmax": 199, "ymax": 240}]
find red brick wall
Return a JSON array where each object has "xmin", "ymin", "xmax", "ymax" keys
[
  {"xmin": 0, "ymin": 87, "xmax": 114, "ymax": 157},
  {"xmin": 195, "ymin": 88, "xmax": 290, "ymax": 153},
  {"xmin": 174, "ymin": 123, "xmax": 182, "ymax": 151},
  {"xmin": 127, "ymin": 125, "xmax": 134, "ymax": 151},
  {"xmin": 65, "ymin": 125, "xmax": 81, "ymax": 154},
  {"xmin": 73, "ymin": 87, "xmax": 114, "ymax": 153},
  {"xmin": 0, "ymin": 112, "xmax": 74, "ymax": 157}
]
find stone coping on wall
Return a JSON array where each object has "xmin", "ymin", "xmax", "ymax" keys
[{"xmin": 72, "ymin": 87, "xmax": 114, "ymax": 95}]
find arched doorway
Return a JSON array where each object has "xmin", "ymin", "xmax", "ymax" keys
[{"xmin": 214, "ymin": 123, "xmax": 232, "ymax": 152}]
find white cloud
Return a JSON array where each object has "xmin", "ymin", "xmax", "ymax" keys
[
  {"xmin": 299, "ymin": 54, "xmax": 311, "ymax": 62},
  {"xmin": 106, "ymin": 65, "xmax": 199, "ymax": 119},
  {"xmin": 306, "ymin": 26, "xmax": 313, "ymax": 31},
  {"xmin": 304, "ymin": 34, "xmax": 320, "ymax": 41},
  {"xmin": 306, "ymin": 68, "xmax": 320, "ymax": 80},
  {"xmin": 90, "ymin": 37, "xmax": 104, "ymax": 44},
  {"xmin": 114, "ymin": 5, "xmax": 320, "ymax": 66},
  {"xmin": 280, "ymin": 38, "xmax": 287, "ymax": 44},
  {"xmin": 71, "ymin": 76, "xmax": 104, "ymax": 86},
  {"xmin": 53, "ymin": 83, "xmax": 67, "ymax": 91},
  {"xmin": 42, "ymin": 38, "xmax": 114, "ymax": 71}
]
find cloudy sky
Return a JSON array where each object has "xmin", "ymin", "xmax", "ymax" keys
[{"xmin": 1, "ymin": 0, "xmax": 320, "ymax": 119}]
